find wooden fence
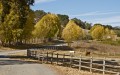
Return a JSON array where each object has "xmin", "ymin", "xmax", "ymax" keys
[{"xmin": 27, "ymin": 49, "xmax": 120, "ymax": 75}]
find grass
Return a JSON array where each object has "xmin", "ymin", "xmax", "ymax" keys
[
  {"xmin": 48, "ymin": 64, "xmax": 106, "ymax": 75},
  {"xmin": 70, "ymin": 40, "xmax": 120, "ymax": 58},
  {"xmin": 101, "ymin": 40, "xmax": 120, "ymax": 46}
]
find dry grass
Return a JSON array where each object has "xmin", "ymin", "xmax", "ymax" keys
[
  {"xmin": 47, "ymin": 64, "xmax": 104, "ymax": 75},
  {"xmin": 0, "ymin": 47, "xmax": 15, "ymax": 52},
  {"xmin": 71, "ymin": 41, "xmax": 120, "ymax": 58},
  {"xmin": 46, "ymin": 41, "xmax": 120, "ymax": 58}
]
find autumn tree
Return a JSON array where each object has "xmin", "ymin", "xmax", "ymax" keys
[
  {"xmin": 91, "ymin": 26, "xmax": 105, "ymax": 40},
  {"xmin": 0, "ymin": 0, "xmax": 34, "ymax": 45},
  {"xmin": 22, "ymin": 10, "xmax": 35, "ymax": 41},
  {"xmin": 105, "ymin": 29, "xmax": 116, "ymax": 40},
  {"xmin": 33, "ymin": 14, "xmax": 61, "ymax": 41},
  {"xmin": 90, "ymin": 24, "xmax": 102, "ymax": 33},
  {"xmin": 62, "ymin": 20, "xmax": 83, "ymax": 46}
]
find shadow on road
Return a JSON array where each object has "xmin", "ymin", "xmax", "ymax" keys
[{"xmin": 0, "ymin": 55, "xmax": 37, "ymax": 65}]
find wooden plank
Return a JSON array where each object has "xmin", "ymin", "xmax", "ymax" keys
[
  {"xmin": 103, "ymin": 58, "xmax": 106, "ymax": 75},
  {"xmin": 92, "ymin": 68, "xmax": 103, "ymax": 72},
  {"xmin": 104, "ymin": 70, "xmax": 119, "ymax": 74},
  {"xmin": 90, "ymin": 57, "xmax": 93, "ymax": 73},
  {"xmin": 79, "ymin": 56, "xmax": 82, "ymax": 70},
  {"xmin": 81, "ymin": 66, "xmax": 90, "ymax": 69}
]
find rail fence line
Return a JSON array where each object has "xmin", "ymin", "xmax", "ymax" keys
[{"xmin": 27, "ymin": 49, "xmax": 120, "ymax": 75}]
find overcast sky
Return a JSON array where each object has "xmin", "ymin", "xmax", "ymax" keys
[{"xmin": 31, "ymin": 0, "xmax": 120, "ymax": 27}]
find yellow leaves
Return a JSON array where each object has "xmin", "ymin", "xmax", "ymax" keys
[
  {"xmin": 90, "ymin": 24, "xmax": 102, "ymax": 33},
  {"xmin": 62, "ymin": 20, "xmax": 83, "ymax": 42},
  {"xmin": 33, "ymin": 14, "xmax": 60, "ymax": 38},
  {"xmin": 91, "ymin": 26, "xmax": 105, "ymax": 40},
  {"xmin": 0, "ymin": 2, "xmax": 2, "ymax": 15},
  {"xmin": 91, "ymin": 25, "xmax": 116, "ymax": 40}
]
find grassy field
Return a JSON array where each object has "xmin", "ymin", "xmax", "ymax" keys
[
  {"xmin": 72, "ymin": 41, "xmax": 120, "ymax": 58},
  {"xmin": 42, "ymin": 40, "xmax": 120, "ymax": 58}
]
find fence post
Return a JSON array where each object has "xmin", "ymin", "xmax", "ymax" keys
[
  {"xmin": 57, "ymin": 53, "xmax": 59, "ymax": 65},
  {"xmin": 38, "ymin": 53, "xmax": 40, "ymax": 61},
  {"xmin": 70, "ymin": 54, "xmax": 73, "ymax": 68},
  {"xmin": 63, "ymin": 54, "xmax": 65, "ymax": 65},
  {"xmin": 51, "ymin": 53, "xmax": 53, "ymax": 64},
  {"xmin": 35, "ymin": 51, "xmax": 37, "ymax": 58},
  {"xmin": 42, "ymin": 52, "xmax": 44, "ymax": 64},
  {"xmin": 79, "ymin": 55, "xmax": 82, "ymax": 70},
  {"xmin": 27, "ymin": 49, "xmax": 31, "ymax": 57},
  {"xmin": 47, "ymin": 52, "xmax": 48, "ymax": 64},
  {"xmin": 90, "ymin": 57, "xmax": 93, "ymax": 73},
  {"xmin": 103, "ymin": 58, "xmax": 106, "ymax": 75}
]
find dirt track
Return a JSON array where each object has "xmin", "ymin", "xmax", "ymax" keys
[{"xmin": 0, "ymin": 50, "xmax": 59, "ymax": 75}]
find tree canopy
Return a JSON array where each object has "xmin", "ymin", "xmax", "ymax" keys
[
  {"xmin": 91, "ymin": 26, "xmax": 105, "ymax": 40},
  {"xmin": 62, "ymin": 20, "xmax": 83, "ymax": 43},
  {"xmin": 90, "ymin": 24, "xmax": 116, "ymax": 40},
  {"xmin": 0, "ymin": 0, "xmax": 34, "ymax": 45},
  {"xmin": 33, "ymin": 14, "xmax": 61, "ymax": 39}
]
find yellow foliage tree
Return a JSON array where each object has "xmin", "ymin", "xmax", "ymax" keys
[
  {"xmin": 104, "ymin": 28, "xmax": 116, "ymax": 40},
  {"xmin": 33, "ymin": 14, "xmax": 60, "ymax": 40},
  {"xmin": 62, "ymin": 20, "xmax": 83, "ymax": 45},
  {"xmin": 89, "ymin": 24, "xmax": 102, "ymax": 33},
  {"xmin": 91, "ymin": 26, "xmax": 105, "ymax": 40}
]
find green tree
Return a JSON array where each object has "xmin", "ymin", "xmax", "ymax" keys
[
  {"xmin": 62, "ymin": 20, "xmax": 83, "ymax": 46},
  {"xmin": 84, "ymin": 22, "xmax": 92, "ymax": 30},
  {"xmin": 33, "ymin": 14, "xmax": 61, "ymax": 41},
  {"xmin": 71, "ymin": 18, "xmax": 85, "ymax": 29},
  {"xmin": 57, "ymin": 14, "xmax": 69, "ymax": 38},
  {"xmin": 34, "ymin": 10, "xmax": 47, "ymax": 23},
  {"xmin": 57, "ymin": 14, "xmax": 69, "ymax": 27}
]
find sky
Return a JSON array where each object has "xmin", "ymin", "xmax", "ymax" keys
[{"xmin": 31, "ymin": 0, "xmax": 120, "ymax": 27}]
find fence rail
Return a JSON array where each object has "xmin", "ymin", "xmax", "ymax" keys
[{"xmin": 27, "ymin": 49, "xmax": 120, "ymax": 75}]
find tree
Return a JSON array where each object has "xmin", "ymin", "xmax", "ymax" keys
[
  {"xmin": 33, "ymin": 14, "xmax": 61, "ymax": 41},
  {"xmin": 71, "ymin": 18, "xmax": 85, "ymax": 29},
  {"xmin": 104, "ymin": 25, "xmax": 113, "ymax": 29},
  {"xmin": 113, "ymin": 26, "xmax": 120, "ymax": 37},
  {"xmin": 91, "ymin": 26, "xmax": 105, "ymax": 40},
  {"xmin": 0, "ymin": 0, "xmax": 34, "ymax": 45},
  {"xmin": 114, "ymin": 30, "xmax": 120, "ymax": 37},
  {"xmin": 34, "ymin": 10, "xmax": 47, "ymax": 23},
  {"xmin": 22, "ymin": 10, "xmax": 35, "ymax": 41},
  {"xmin": 62, "ymin": 20, "xmax": 83, "ymax": 46},
  {"xmin": 84, "ymin": 22, "xmax": 92, "ymax": 30},
  {"xmin": 57, "ymin": 14, "xmax": 69, "ymax": 38},
  {"xmin": 90, "ymin": 24, "xmax": 102, "ymax": 33},
  {"xmin": 57, "ymin": 14, "xmax": 69, "ymax": 27}
]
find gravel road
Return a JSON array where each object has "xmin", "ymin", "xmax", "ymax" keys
[{"xmin": 0, "ymin": 50, "xmax": 59, "ymax": 75}]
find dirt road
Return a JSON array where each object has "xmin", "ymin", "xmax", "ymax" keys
[{"xmin": 0, "ymin": 50, "xmax": 59, "ymax": 75}]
